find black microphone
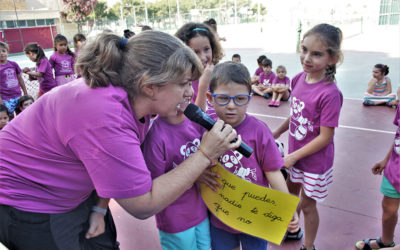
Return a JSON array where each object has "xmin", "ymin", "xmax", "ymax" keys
[{"xmin": 184, "ymin": 103, "xmax": 254, "ymax": 158}]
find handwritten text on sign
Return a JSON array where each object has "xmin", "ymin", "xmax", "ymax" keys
[{"xmin": 200, "ymin": 163, "xmax": 300, "ymax": 245}]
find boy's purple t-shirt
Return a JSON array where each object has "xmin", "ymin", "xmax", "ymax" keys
[
  {"xmin": 0, "ymin": 78, "xmax": 152, "ymax": 213},
  {"xmin": 384, "ymin": 105, "xmax": 400, "ymax": 192},
  {"xmin": 289, "ymin": 72, "xmax": 343, "ymax": 174},
  {"xmin": 0, "ymin": 60, "xmax": 22, "ymax": 100},
  {"xmin": 191, "ymin": 79, "xmax": 199, "ymax": 103},
  {"xmin": 209, "ymin": 114, "xmax": 284, "ymax": 234},
  {"xmin": 36, "ymin": 58, "xmax": 57, "ymax": 92},
  {"xmin": 254, "ymin": 67, "xmax": 263, "ymax": 76},
  {"xmin": 142, "ymin": 117, "xmax": 208, "ymax": 233},
  {"xmin": 258, "ymin": 71, "xmax": 276, "ymax": 86},
  {"xmin": 272, "ymin": 76, "xmax": 290, "ymax": 85},
  {"xmin": 49, "ymin": 52, "xmax": 75, "ymax": 76}
]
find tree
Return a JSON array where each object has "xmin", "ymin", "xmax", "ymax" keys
[{"xmin": 62, "ymin": 0, "xmax": 98, "ymax": 22}]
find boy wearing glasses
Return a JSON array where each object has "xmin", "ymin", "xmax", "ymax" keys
[{"xmin": 205, "ymin": 61, "xmax": 298, "ymax": 250}]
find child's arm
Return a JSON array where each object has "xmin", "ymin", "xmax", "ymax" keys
[
  {"xmin": 26, "ymin": 71, "xmax": 43, "ymax": 78},
  {"xmin": 85, "ymin": 197, "xmax": 109, "ymax": 239},
  {"xmin": 195, "ymin": 62, "xmax": 214, "ymax": 111},
  {"xmin": 17, "ymin": 74, "xmax": 28, "ymax": 96},
  {"xmin": 366, "ymin": 78, "xmax": 376, "ymax": 94},
  {"xmin": 265, "ymin": 170, "xmax": 299, "ymax": 232},
  {"xmin": 283, "ymin": 126, "xmax": 334, "ymax": 168},
  {"xmin": 385, "ymin": 77, "xmax": 392, "ymax": 95},
  {"xmin": 372, "ymin": 142, "xmax": 394, "ymax": 175},
  {"xmin": 273, "ymin": 117, "xmax": 290, "ymax": 139}
]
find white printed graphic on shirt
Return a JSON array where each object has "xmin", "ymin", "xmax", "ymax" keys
[
  {"xmin": 220, "ymin": 150, "xmax": 257, "ymax": 183},
  {"xmin": 174, "ymin": 138, "xmax": 201, "ymax": 169},
  {"xmin": 60, "ymin": 60, "xmax": 71, "ymax": 73},
  {"xmin": 4, "ymin": 68, "xmax": 18, "ymax": 88},
  {"xmin": 289, "ymin": 97, "xmax": 313, "ymax": 141},
  {"xmin": 394, "ymin": 127, "xmax": 400, "ymax": 155}
]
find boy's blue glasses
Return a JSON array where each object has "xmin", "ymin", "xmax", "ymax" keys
[{"xmin": 212, "ymin": 94, "xmax": 251, "ymax": 106}]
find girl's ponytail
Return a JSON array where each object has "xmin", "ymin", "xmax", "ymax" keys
[
  {"xmin": 24, "ymin": 43, "xmax": 46, "ymax": 65},
  {"xmin": 75, "ymin": 32, "xmax": 125, "ymax": 89}
]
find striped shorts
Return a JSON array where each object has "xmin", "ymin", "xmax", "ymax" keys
[{"xmin": 287, "ymin": 166, "xmax": 333, "ymax": 202}]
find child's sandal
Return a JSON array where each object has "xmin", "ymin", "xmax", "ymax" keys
[
  {"xmin": 284, "ymin": 228, "xmax": 303, "ymax": 240},
  {"xmin": 300, "ymin": 245, "xmax": 316, "ymax": 250},
  {"xmin": 355, "ymin": 237, "xmax": 395, "ymax": 250}
]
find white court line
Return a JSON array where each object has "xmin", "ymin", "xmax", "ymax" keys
[{"xmin": 248, "ymin": 112, "xmax": 396, "ymax": 135}]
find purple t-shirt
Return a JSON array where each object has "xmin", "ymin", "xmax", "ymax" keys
[
  {"xmin": 49, "ymin": 51, "xmax": 75, "ymax": 76},
  {"xmin": 0, "ymin": 78, "xmax": 152, "ymax": 213},
  {"xmin": 258, "ymin": 71, "xmax": 276, "ymax": 86},
  {"xmin": 272, "ymin": 76, "xmax": 290, "ymax": 85},
  {"xmin": 142, "ymin": 117, "xmax": 208, "ymax": 233},
  {"xmin": 289, "ymin": 72, "xmax": 343, "ymax": 174},
  {"xmin": 254, "ymin": 67, "xmax": 263, "ymax": 76},
  {"xmin": 210, "ymin": 114, "xmax": 284, "ymax": 234},
  {"xmin": 0, "ymin": 60, "xmax": 22, "ymax": 100},
  {"xmin": 191, "ymin": 79, "xmax": 199, "ymax": 103},
  {"xmin": 36, "ymin": 58, "xmax": 57, "ymax": 93},
  {"xmin": 384, "ymin": 105, "xmax": 400, "ymax": 192}
]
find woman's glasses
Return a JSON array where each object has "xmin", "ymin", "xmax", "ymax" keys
[{"xmin": 212, "ymin": 94, "xmax": 251, "ymax": 106}]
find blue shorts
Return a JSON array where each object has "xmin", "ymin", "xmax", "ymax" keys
[
  {"xmin": 210, "ymin": 223, "xmax": 267, "ymax": 250},
  {"xmin": 3, "ymin": 97, "xmax": 20, "ymax": 114},
  {"xmin": 381, "ymin": 175, "xmax": 400, "ymax": 198},
  {"xmin": 158, "ymin": 218, "xmax": 211, "ymax": 250}
]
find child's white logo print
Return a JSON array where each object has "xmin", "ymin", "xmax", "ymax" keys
[
  {"xmin": 289, "ymin": 97, "xmax": 313, "ymax": 141},
  {"xmin": 220, "ymin": 150, "xmax": 257, "ymax": 182},
  {"xmin": 4, "ymin": 69, "xmax": 18, "ymax": 88},
  {"xmin": 179, "ymin": 138, "xmax": 201, "ymax": 161},
  {"xmin": 60, "ymin": 60, "xmax": 71, "ymax": 73}
]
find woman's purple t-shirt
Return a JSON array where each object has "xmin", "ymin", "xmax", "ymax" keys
[
  {"xmin": 37, "ymin": 58, "xmax": 57, "ymax": 92},
  {"xmin": 289, "ymin": 72, "xmax": 343, "ymax": 174},
  {"xmin": 384, "ymin": 105, "xmax": 400, "ymax": 192},
  {"xmin": 210, "ymin": 114, "xmax": 284, "ymax": 234},
  {"xmin": 0, "ymin": 60, "xmax": 22, "ymax": 100},
  {"xmin": 0, "ymin": 78, "xmax": 152, "ymax": 213},
  {"xmin": 49, "ymin": 52, "xmax": 75, "ymax": 76},
  {"xmin": 142, "ymin": 117, "xmax": 208, "ymax": 233}
]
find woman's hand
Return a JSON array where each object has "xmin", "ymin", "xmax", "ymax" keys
[
  {"xmin": 196, "ymin": 167, "xmax": 221, "ymax": 192},
  {"xmin": 200, "ymin": 119, "xmax": 241, "ymax": 160},
  {"xmin": 85, "ymin": 211, "xmax": 105, "ymax": 239}
]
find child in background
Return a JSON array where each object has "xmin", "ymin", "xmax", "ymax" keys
[
  {"xmin": 73, "ymin": 33, "xmax": 86, "ymax": 57},
  {"xmin": 273, "ymin": 23, "xmax": 343, "ymax": 250},
  {"xmin": 15, "ymin": 95, "xmax": 34, "ymax": 114},
  {"xmin": 206, "ymin": 62, "xmax": 298, "ymax": 250},
  {"xmin": 232, "ymin": 54, "xmax": 241, "ymax": 63},
  {"xmin": 176, "ymin": 22, "xmax": 223, "ymax": 111},
  {"xmin": 50, "ymin": 34, "xmax": 76, "ymax": 85},
  {"xmin": 355, "ymin": 106, "xmax": 399, "ymax": 249},
  {"xmin": 0, "ymin": 41, "xmax": 28, "ymax": 116},
  {"xmin": 251, "ymin": 58, "xmax": 275, "ymax": 99},
  {"xmin": 363, "ymin": 64, "xmax": 396, "ymax": 106},
  {"xmin": 0, "ymin": 104, "xmax": 10, "ymax": 130},
  {"xmin": 269, "ymin": 65, "xmax": 291, "ymax": 107},
  {"xmin": 251, "ymin": 55, "xmax": 266, "ymax": 84},
  {"xmin": 23, "ymin": 43, "xmax": 57, "ymax": 97},
  {"xmin": 204, "ymin": 18, "xmax": 226, "ymax": 42}
]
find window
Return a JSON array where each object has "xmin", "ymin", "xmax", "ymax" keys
[
  {"xmin": 17, "ymin": 20, "xmax": 27, "ymax": 27},
  {"xmin": 46, "ymin": 19, "xmax": 55, "ymax": 25},
  {"xmin": 27, "ymin": 20, "xmax": 36, "ymax": 27},
  {"xmin": 379, "ymin": 0, "xmax": 400, "ymax": 25},
  {"xmin": 6, "ymin": 21, "xmax": 15, "ymax": 28},
  {"xmin": 36, "ymin": 19, "xmax": 45, "ymax": 26}
]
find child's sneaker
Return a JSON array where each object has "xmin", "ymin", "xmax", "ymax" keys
[
  {"xmin": 268, "ymin": 101, "xmax": 275, "ymax": 106},
  {"xmin": 274, "ymin": 101, "xmax": 281, "ymax": 107}
]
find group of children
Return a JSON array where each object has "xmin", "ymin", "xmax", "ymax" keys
[
  {"xmin": 0, "ymin": 20, "xmax": 398, "ymax": 250},
  {"xmin": 0, "ymin": 33, "xmax": 87, "ymax": 130}
]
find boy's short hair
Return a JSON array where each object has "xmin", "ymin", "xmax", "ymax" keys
[
  {"xmin": 232, "ymin": 54, "xmax": 241, "ymax": 60},
  {"xmin": 210, "ymin": 61, "xmax": 251, "ymax": 94},
  {"xmin": 261, "ymin": 58, "xmax": 272, "ymax": 67},
  {"xmin": 0, "ymin": 41, "xmax": 9, "ymax": 52},
  {"xmin": 257, "ymin": 55, "xmax": 267, "ymax": 64}
]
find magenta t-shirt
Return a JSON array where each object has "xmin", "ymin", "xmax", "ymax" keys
[
  {"xmin": 49, "ymin": 52, "xmax": 75, "ymax": 76},
  {"xmin": 209, "ymin": 114, "xmax": 284, "ymax": 234},
  {"xmin": 254, "ymin": 67, "xmax": 263, "ymax": 76},
  {"xmin": 0, "ymin": 78, "xmax": 152, "ymax": 213},
  {"xmin": 36, "ymin": 58, "xmax": 57, "ymax": 93},
  {"xmin": 272, "ymin": 76, "xmax": 290, "ymax": 85},
  {"xmin": 258, "ymin": 71, "xmax": 276, "ymax": 86},
  {"xmin": 384, "ymin": 105, "xmax": 400, "ymax": 192},
  {"xmin": 288, "ymin": 72, "xmax": 343, "ymax": 174},
  {"xmin": 0, "ymin": 60, "xmax": 22, "ymax": 100},
  {"xmin": 142, "ymin": 117, "xmax": 208, "ymax": 233},
  {"xmin": 191, "ymin": 79, "xmax": 199, "ymax": 103}
]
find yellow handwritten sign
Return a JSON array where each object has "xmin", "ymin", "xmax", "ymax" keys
[{"xmin": 200, "ymin": 163, "xmax": 300, "ymax": 245}]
